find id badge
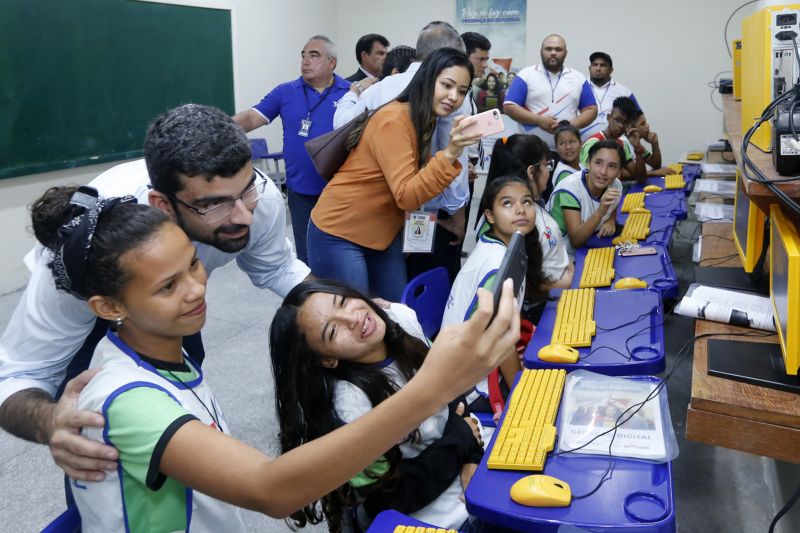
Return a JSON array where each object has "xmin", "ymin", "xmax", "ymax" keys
[
  {"xmin": 403, "ymin": 210, "xmax": 437, "ymax": 253},
  {"xmin": 298, "ymin": 118, "xmax": 312, "ymax": 137}
]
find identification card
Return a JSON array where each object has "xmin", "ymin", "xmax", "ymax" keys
[
  {"xmin": 298, "ymin": 118, "xmax": 312, "ymax": 137},
  {"xmin": 403, "ymin": 210, "xmax": 437, "ymax": 253}
]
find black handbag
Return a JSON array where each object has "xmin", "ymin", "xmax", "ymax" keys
[{"xmin": 304, "ymin": 104, "xmax": 385, "ymax": 181}]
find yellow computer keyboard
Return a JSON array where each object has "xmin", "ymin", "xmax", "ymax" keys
[
  {"xmin": 620, "ymin": 192, "xmax": 645, "ymax": 213},
  {"xmin": 487, "ymin": 369, "xmax": 566, "ymax": 471},
  {"xmin": 619, "ymin": 212, "xmax": 652, "ymax": 241},
  {"xmin": 394, "ymin": 526, "xmax": 458, "ymax": 533},
  {"xmin": 668, "ymin": 163, "xmax": 683, "ymax": 173},
  {"xmin": 551, "ymin": 288, "xmax": 596, "ymax": 347},
  {"xmin": 664, "ymin": 174, "xmax": 686, "ymax": 189},
  {"xmin": 579, "ymin": 247, "xmax": 615, "ymax": 288}
]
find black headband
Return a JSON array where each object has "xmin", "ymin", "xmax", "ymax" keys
[{"xmin": 50, "ymin": 186, "xmax": 136, "ymax": 299}]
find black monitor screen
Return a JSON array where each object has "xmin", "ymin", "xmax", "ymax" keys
[
  {"xmin": 772, "ymin": 221, "xmax": 790, "ymax": 355},
  {"xmin": 734, "ymin": 172, "xmax": 750, "ymax": 252}
]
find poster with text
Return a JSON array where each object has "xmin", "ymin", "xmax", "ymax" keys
[{"xmin": 456, "ymin": 0, "xmax": 526, "ymax": 80}]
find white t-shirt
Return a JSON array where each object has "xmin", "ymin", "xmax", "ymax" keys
[
  {"xmin": 552, "ymin": 160, "xmax": 580, "ymax": 188},
  {"xmin": 503, "ymin": 64, "xmax": 597, "ymax": 148},
  {"xmin": 581, "ymin": 78, "xmax": 638, "ymax": 139},
  {"xmin": 0, "ymin": 159, "xmax": 310, "ymax": 408},
  {"xmin": 534, "ymin": 203, "xmax": 570, "ymax": 283},
  {"xmin": 333, "ymin": 304, "xmax": 468, "ymax": 530}
]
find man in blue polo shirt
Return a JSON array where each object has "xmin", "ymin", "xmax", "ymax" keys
[
  {"xmin": 234, "ymin": 35, "xmax": 350, "ymax": 264},
  {"xmin": 504, "ymin": 34, "xmax": 597, "ymax": 149}
]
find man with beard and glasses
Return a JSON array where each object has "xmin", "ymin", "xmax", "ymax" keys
[
  {"xmin": 0, "ymin": 104, "xmax": 309, "ymax": 485},
  {"xmin": 504, "ymin": 34, "xmax": 597, "ymax": 149}
]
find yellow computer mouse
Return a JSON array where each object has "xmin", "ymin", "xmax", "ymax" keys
[
  {"xmin": 643, "ymin": 185, "xmax": 663, "ymax": 193},
  {"xmin": 630, "ymin": 207, "xmax": 651, "ymax": 214},
  {"xmin": 510, "ymin": 474, "xmax": 572, "ymax": 507},
  {"xmin": 538, "ymin": 343, "xmax": 579, "ymax": 363},
  {"xmin": 615, "ymin": 277, "xmax": 648, "ymax": 290},
  {"xmin": 612, "ymin": 236, "xmax": 638, "ymax": 246}
]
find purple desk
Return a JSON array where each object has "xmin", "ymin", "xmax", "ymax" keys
[
  {"xmin": 572, "ymin": 243, "xmax": 679, "ymax": 300},
  {"xmin": 366, "ymin": 510, "xmax": 447, "ymax": 532},
  {"xmin": 465, "ymin": 376, "xmax": 675, "ymax": 533},
  {"xmin": 617, "ymin": 188, "xmax": 687, "ymax": 221},
  {"xmin": 524, "ymin": 288, "xmax": 665, "ymax": 375},
  {"xmin": 585, "ymin": 214, "xmax": 676, "ymax": 249}
]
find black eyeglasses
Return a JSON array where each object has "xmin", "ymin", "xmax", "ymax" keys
[{"xmin": 170, "ymin": 170, "xmax": 267, "ymax": 224}]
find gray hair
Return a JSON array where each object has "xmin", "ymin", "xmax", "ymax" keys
[
  {"xmin": 308, "ymin": 35, "xmax": 337, "ymax": 60},
  {"xmin": 415, "ymin": 21, "xmax": 465, "ymax": 60}
]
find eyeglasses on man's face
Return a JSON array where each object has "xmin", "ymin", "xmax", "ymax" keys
[{"xmin": 171, "ymin": 170, "xmax": 267, "ymax": 225}]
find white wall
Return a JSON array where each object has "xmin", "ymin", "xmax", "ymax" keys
[{"xmin": 0, "ymin": 0, "xmax": 762, "ymax": 294}]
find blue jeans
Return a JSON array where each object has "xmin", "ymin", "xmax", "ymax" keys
[
  {"xmin": 307, "ymin": 221, "xmax": 407, "ymax": 301},
  {"xmin": 287, "ymin": 188, "xmax": 320, "ymax": 265}
]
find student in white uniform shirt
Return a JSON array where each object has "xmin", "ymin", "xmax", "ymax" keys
[
  {"xmin": 474, "ymin": 134, "xmax": 574, "ymax": 292},
  {"xmin": 552, "ymin": 122, "xmax": 583, "ymax": 189},
  {"xmin": 270, "ymin": 279, "xmax": 486, "ymax": 531},
  {"xmin": 581, "ymin": 51, "xmax": 641, "ymax": 139},
  {"xmin": 503, "ymin": 34, "xmax": 598, "ymax": 148},
  {"xmin": 443, "ymin": 176, "xmax": 546, "ymax": 414},
  {"xmin": 547, "ymin": 140, "xmax": 625, "ymax": 257},
  {"xmin": 0, "ymin": 104, "xmax": 310, "ymax": 483},
  {"xmin": 29, "ymin": 187, "xmax": 519, "ymax": 532}
]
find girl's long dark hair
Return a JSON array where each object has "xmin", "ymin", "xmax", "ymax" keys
[
  {"xmin": 269, "ymin": 279, "xmax": 429, "ymax": 532},
  {"xmin": 479, "ymin": 176, "xmax": 547, "ymax": 303},
  {"xmin": 486, "ymin": 134, "xmax": 549, "ymax": 200},
  {"xmin": 396, "ymin": 47, "xmax": 473, "ymax": 168}
]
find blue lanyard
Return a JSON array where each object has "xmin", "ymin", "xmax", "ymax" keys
[
  {"xmin": 592, "ymin": 82, "xmax": 611, "ymax": 110},
  {"xmin": 545, "ymin": 69, "xmax": 563, "ymax": 103},
  {"xmin": 302, "ymin": 83, "xmax": 334, "ymax": 119}
]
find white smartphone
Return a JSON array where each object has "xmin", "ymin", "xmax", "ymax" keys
[{"xmin": 461, "ymin": 109, "xmax": 505, "ymax": 138}]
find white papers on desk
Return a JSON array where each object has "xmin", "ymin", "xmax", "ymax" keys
[
  {"xmin": 695, "ymin": 202, "xmax": 734, "ymax": 222},
  {"xmin": 701, "ymin": 163, "xmax": 737, "ymax": 177},
  {"xmin": 694, "ymin": 179, "xmax": 735, "ymax": 197},
  {"xmin": 675, "ymin": 283, "xmax": 775, "ymax": 331}
]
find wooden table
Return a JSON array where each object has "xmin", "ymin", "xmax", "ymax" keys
[{"xmin": 685, "ymin": 222, "xmax": 800, "ymax": 463}]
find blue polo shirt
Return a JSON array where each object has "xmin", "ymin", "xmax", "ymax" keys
[{"xmin": 252, "ymin": 75, "xmax": 350, "ymax": 195}]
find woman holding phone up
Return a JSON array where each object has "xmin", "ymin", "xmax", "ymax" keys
[{"xmin": 307, "ymin": 48, "xmax": 480, "ymax": 301}]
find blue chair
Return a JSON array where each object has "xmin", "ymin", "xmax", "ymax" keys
[
  {"xmin": 249, "ymin": 138, "xmax": 285, "ymax": 188},
  {"xmin": 401, "ymin": 267, "xmax": 450, "ymax": 340},
  {"xmin": 40, "ymin": 506, "xmax": 80, "ymax": 533}
]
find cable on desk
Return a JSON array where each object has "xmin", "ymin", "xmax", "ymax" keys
[
  {"xmin": 558, "ymin": 329, "xmax": 773, "ymax": 500},
  {"xmin": 769, "ymin": 481, "xmax": 800, "ymax": 533}
]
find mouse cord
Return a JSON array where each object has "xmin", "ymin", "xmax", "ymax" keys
[{"xmin": 769, "ymin": 481, "xmax": 800, "ymax": 533}]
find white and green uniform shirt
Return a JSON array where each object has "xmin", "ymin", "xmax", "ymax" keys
[
  {"xmin": 334, "ymin": 305, "xmax": 468, "ymax": 530},
  {"xmin": 552, "ymin": 160, "xmax": 580, "ymax": 188},
  {"xmin": 579, "ymin": 131, "xmax": 633, "ymax": 167},
  {"xmin": 546, "ymin": 169, "xmax": 623, "ymax": 257},
  {"xmin": 73, "ymin": 332, "xmax": 245, "ymax": 533}
]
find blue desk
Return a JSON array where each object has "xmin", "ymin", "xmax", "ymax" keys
[
  {"xmin": 683, "ymin": 163, "xmax": 701, "ymax": 182},
  {"xmin": 366, "ymin": 509, "xmax": 445, "ymax": 532},
  {"xmin": 524, "ymin": 288, "xmax": 665, "ymax": 375},
  {"xmin": 465, "ymin": 376, "xmax": 675, "ymax": 533},
  {"xmin": 572, "ymin": 243, "xmax": 679, "ymax": 300},
  {"xmin": 585, "ymin": 214, "xmax": 677, "ymax": 249},
  {"xmin": 617, "ymin": 188, "xmax": 687, "ymax": 221},
  {"xmin": 640, "ymin": 175, "xmax": 695, "ymax": 196}
]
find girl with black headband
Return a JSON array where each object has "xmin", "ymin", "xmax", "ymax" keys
[{"xmin": 30, "ymin": 185, "xmax": 520, "ymax": 532}]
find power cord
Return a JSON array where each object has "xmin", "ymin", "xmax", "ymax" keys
[
  {"xmin": 724, "ymin": 1, "xmax": 760, "ymax": 57},
  {"xmin": 769, "ymin": 481, "xmax": 800, "ymax": 533}
]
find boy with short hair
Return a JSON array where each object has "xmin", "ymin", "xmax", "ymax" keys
[{"xmin": 579, "ymin": 96, "xmax": 647, "ymax": 183}]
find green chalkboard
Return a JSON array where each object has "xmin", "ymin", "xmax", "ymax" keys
[{"xmin": 0, "ymin": 0, "xmax": 235, "ymax": 179}]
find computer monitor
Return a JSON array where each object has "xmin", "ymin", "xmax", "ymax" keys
[
  {"xmin": 770, "ymin": 203, "xmax": 800, "ymax": 377},
  {"xmin": 733, "ymin": 170, "xmax": 766, "ymax": 273}
]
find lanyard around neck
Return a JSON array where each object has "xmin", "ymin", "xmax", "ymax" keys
[
  {"xmin": 592, "ymin": 81, "xmax": 611, "ymax": 109},
  {"xmin": 545, "ymin": 69, "xmax": 563, "ymax": 103},
  {"xmin": 303, "ymin": 82, "xmax": 334, "ymax": 118}
]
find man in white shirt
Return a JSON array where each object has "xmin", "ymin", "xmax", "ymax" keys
[
  {"xmin": 503, "ymin": 34, "xmax": 598, "ymax": 148},
  {"xmin": 581, "ymin": 51, "xmax": 640, "ymax": 139},
  {"xmin": 0, "ymin": 104, "xmax": 310, "ymax": 481},
  {"xmin": 334, "ymin": 21, "xmax": 474, "ymax": 282}
]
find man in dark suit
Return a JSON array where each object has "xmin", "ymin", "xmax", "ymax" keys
[{"xmin": 346, "ymin": 33, "xmax": 389, "ymax": 82}]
